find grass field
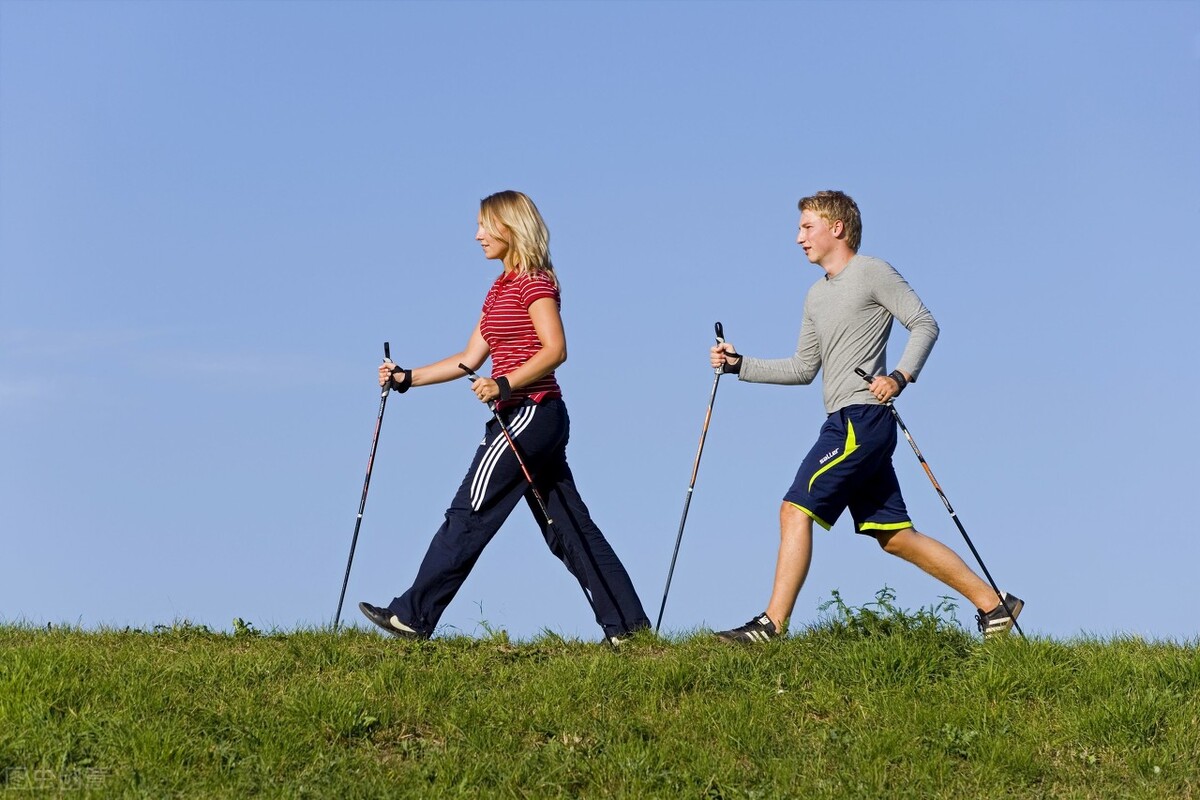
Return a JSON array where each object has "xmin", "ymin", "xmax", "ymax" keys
[{"xmin": 3, "ymin": 590, "xmax": 1197, "ymax": 798}]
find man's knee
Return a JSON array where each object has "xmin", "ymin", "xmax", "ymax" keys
[
  {"xmin": 877, "ymin": 526, "xmax": 918, "ymax": 555},
  {"xmin": 780, "ymin": 502, "xmax": 815, "ymax": 533}
]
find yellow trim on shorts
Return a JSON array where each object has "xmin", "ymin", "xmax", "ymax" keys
[
  {"xmin": 808, "ymin": 419, "xmax": 858, "ymax": 492},
  {"xmin": 858, "ymin": 521, "xmax": 914, "ymax": 532},
  {"xmin": 788, "ymin": 502, "xmax": 832, "ymax": 531}
]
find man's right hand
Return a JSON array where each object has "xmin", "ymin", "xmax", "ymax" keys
[{"xmin": 710, "ymin": 342, "xmax": 741, "ymax": 372}]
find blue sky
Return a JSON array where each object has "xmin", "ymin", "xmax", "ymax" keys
[{"xmin": 2, "ymin": 0, "xmax": 1197, "ymax": 642}]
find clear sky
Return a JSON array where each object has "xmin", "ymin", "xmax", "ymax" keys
[{"xmin": 2, "ymin": 0, "xmax": 1198, "ymax": 642}]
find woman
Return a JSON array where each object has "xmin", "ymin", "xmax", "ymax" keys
[{"xmin": 359, "ymin": 190, "xmax": 650, "ymax": 643}]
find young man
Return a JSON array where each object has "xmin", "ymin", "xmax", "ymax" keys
[{"xmin": 710, "ymin": 190, "xmax": 1022, "ymax": 642}]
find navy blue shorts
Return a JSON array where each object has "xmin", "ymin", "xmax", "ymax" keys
[{"xmin": 783, "ymin": 404, "xmax": 912, "ymax": 534}]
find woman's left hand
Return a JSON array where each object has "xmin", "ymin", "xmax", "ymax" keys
[{"xmin": 471, "ymin": 376, "xmax": 500, "ymax": 404}]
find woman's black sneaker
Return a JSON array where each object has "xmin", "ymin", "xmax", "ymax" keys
[{"xmin": 358, "ymin": 602, "xmax": 426, "ymax": 640}]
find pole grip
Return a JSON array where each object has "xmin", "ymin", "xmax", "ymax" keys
[
  {"xmin": 714, "ymin": 322, "xmax": 729, "ymax": 376},
  {"xmin": 855, "ymin": 367, "xmax": 871, "ymax": 383},
  {"xmin": 384, "ymin": 342, "xmax": 392, "ymax": 362}
]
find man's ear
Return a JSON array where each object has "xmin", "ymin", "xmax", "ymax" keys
[{"xmin": 830, "ymin": 219, "xmax": 846, "ymax": 239}]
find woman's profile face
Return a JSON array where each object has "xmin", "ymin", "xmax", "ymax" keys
[{"xmin": 475, "ymin": 215, "xmax": 510, "ymax": 263}]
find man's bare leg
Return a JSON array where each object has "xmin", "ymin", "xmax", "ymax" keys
[
  {"xmin": 876, "ymin": 527, "xmax": 999, "ymax": 611},
  {"xmin": 764, "ymin": 502, "xmax": 815, "ymax": 629}
]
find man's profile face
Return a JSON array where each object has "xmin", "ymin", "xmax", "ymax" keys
[{"xmin": 796, "ymin": 209, "xmax": 842, "ymax": 266}]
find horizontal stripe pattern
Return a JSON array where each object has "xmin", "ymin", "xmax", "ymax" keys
[{"xmin": 480, "ymin": 272, "xmax": 561, "ymax": 405}]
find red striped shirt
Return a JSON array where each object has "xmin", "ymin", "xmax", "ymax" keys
[{"xmin": 480, "ymin": 270, "xmax": 562, "ymax": 408}]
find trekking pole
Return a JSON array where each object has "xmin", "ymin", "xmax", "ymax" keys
[
  {"xmin": 854, "ymin": 368, "xmax": 1024, "ymax": 637},
  {"xmin": 458, "ymin": 364, "xmax": 554, "ymax": 526},
  {"xmin": 655, "ymin": 322, "xmax": 727, "ymax": 633},
  {"xmin": 333, "ymin": 342, "xmax": 393, "ymax": 632}
]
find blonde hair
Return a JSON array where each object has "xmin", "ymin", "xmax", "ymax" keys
[
  {"xmin": 479, "ymin": 190, "xmax": 558, "ymax": 287},
  {"xmin": 799, "ymin": 190, "xmax": 862, "ymax": 253}
]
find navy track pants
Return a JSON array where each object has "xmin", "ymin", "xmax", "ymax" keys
[{"xmin": 387, "ymin": 398, "xmax": 650, "ymax": 638}]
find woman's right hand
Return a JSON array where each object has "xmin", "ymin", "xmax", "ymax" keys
[
  {"xmin": 710, "ymin": 342, "xmax": 740, "ymax": 371},
  {"xmin": 378, "ymin": 361, "xmax": 395, "ymax": 388}
]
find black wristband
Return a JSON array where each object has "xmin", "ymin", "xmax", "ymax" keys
[
  {"xmin": 390, "ymin": 366, "xmax": 412, "ymax": 393},
  {"xmin": 722, "ymin": 352, "xmax": 743, "ymax": 374},
  {"xmin": 888, "ymin": 369, "xmax": 908, "ymax": 395},
  {"xmin": 495, "ymin": 375, "xmax": 512, "ymax": 402}
]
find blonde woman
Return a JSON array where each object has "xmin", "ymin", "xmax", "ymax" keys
[{"xmin": 359, "ymin": 191, "xmax": 649, "ymax": 643}]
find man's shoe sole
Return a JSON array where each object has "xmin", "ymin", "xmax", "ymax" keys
[{"xmin": 715, "ymin": 631, "xmax": 776, "ymax": 644}]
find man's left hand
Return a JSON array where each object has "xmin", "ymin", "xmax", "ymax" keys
[{"xmin": 869, "ymin": 374, "xmax": 903, "ymax": 403}]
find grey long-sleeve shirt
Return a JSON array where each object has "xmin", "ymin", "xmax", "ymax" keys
[{"xmin": 738, "ymin": 255, "xmax": 939, "ymax": 414}]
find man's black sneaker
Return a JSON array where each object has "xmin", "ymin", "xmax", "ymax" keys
[
  {"xmin": 976, "ymin": 593, "xmax": 1024, "ymax": 639},
  {"xmin": 358, "ymin": 602, "xmax": 426, "ymax": 640},
  {"xmin": 715, "ymin": 612, "xmax": 779, "ymax": 644}
]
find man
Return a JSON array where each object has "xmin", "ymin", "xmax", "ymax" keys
[{"xmin": 711, "ymin": 190, "xmax": 1022, "ymax": 642}]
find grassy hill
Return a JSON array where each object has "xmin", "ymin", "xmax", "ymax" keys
[{"xmin": 2, "ymin": 591, "xmax": 1197, "ymax": 798}]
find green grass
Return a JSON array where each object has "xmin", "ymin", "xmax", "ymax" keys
[{"xmin": 2, "ymin": 590, "xmax": 1198, "ymax": 798}]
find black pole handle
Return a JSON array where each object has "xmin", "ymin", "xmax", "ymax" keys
[
  {"xmin": 458, "ymin": 363, "xmax": 478, "ymax": 381},
  {"xmin": 380, "ymin": 342, "xmax": 395, "ymax": 395},
  {"xmin": 712, "ymin": 322, "xmax": 736, "ymax": 376},
  {"xmin": 855, "ymin": 367, "xmax": 872, "ymax": 383}
]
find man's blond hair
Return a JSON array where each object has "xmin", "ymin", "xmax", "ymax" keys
[
  {"xmin": 479, "ymin": 190, "xmax": 558, "ymax": 287},
  {"xmin": 798, "ymin": 190, "xmax": 862, "ymax": 253}
]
